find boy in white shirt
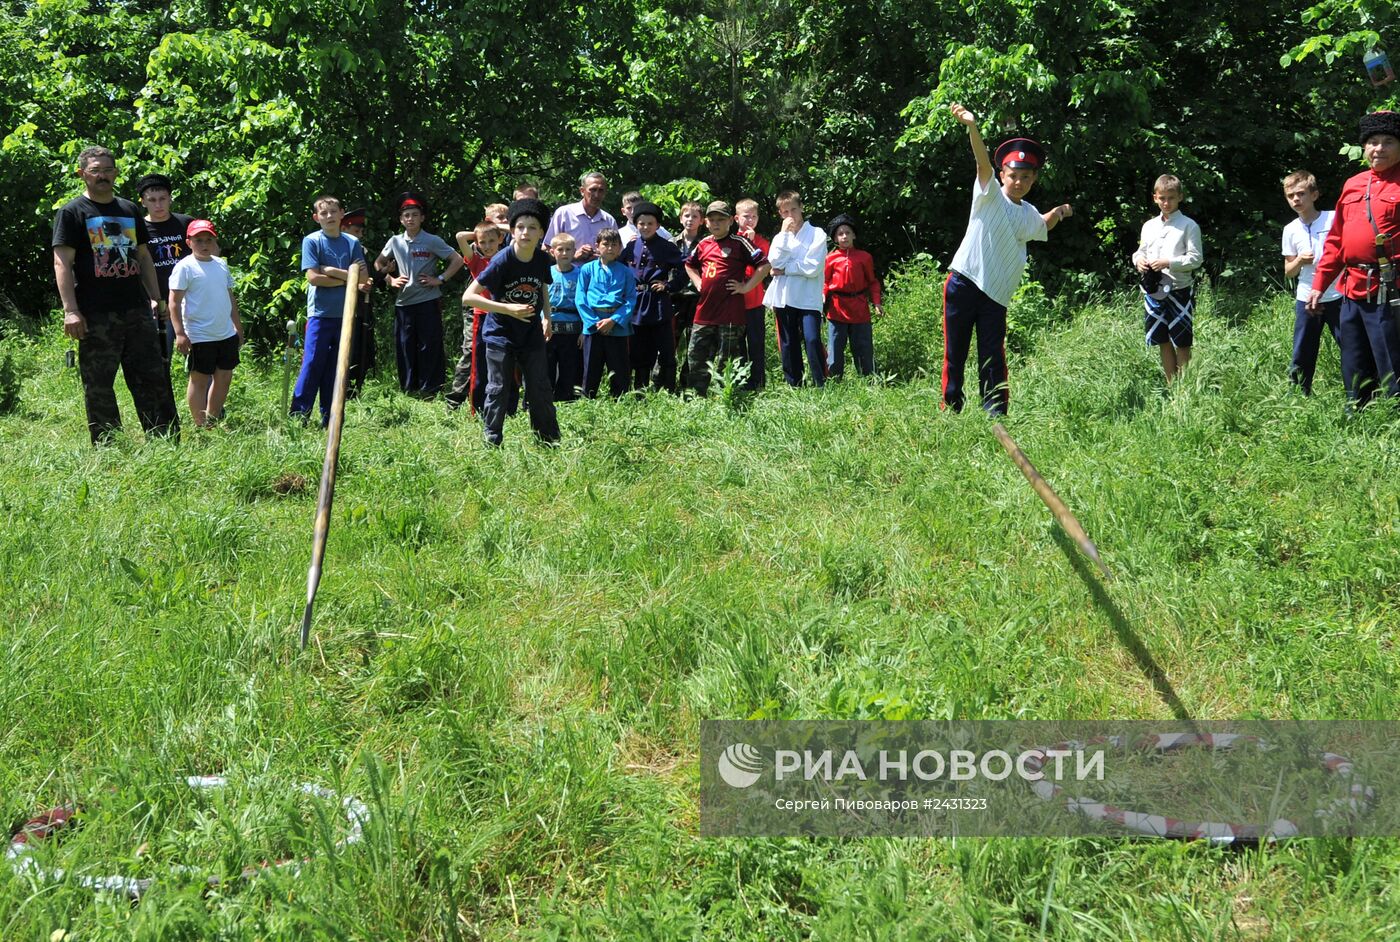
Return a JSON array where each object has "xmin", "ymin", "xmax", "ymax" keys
[
  {"xmin": 1133, "ymin": 174, "xmax": 1204, "ymax": 383},
  {"xmin": 1281, "ymin": 170, "xmax": 1342, "ymax": 394},
  {"xmin": 764, "ymin": 190, "xmax": 829, "ymax": 387},
  {"xmin": 945, "ymin": 104, "xmax": 1073, "ymax": 415},
  {"xmin": 169, "ymin": 219, "xmax": 243, "ymax": 427}
]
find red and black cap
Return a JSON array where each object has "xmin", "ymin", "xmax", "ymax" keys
[
  {"xmin": 994, "ymin": 138, "xmax": 1046, "ymax": 170},
  {"xmin": 342, "ymin": 207, "xmax": 367, "ymax": 226},
  {"xmin": 396, "ymin": 191, "xmax": 428, "ymax": 216}
]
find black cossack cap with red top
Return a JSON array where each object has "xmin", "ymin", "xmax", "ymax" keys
[{"xmin": 994, "ymin": 138, "xmax": 1046, "ymax": 170}]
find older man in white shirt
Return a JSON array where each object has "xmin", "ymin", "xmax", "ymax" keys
[{"xmin": 764, "ymin": 190, "xmax": 829, "ymax": 387}]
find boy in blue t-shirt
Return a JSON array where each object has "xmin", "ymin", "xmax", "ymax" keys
[
  {"xmin": 291, "ymin": 194, "xmax": 369, "ymax": 425},
  {"xmin": 547, "ymin": 233, "xmax": 584, "ymax": 400},
  {"xmin": 575, "ymin": 228, "xmax": 636, "ymax": 398},
  {"xmin": 461, "ymin": 198, "xmax": 560, "ymax": 445}
]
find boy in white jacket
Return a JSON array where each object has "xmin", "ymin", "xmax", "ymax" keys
[{"xmin": 764, "ymin": 190, "xmax": 829, "ymax": 387}]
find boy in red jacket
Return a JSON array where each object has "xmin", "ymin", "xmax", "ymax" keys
[{"xmin": 823, "ymin": 213, "xmax": 882, "ymax": 377}]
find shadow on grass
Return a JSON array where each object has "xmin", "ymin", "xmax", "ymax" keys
[{"xmin": 1051, "ymin": 527, "xmax": 1198, "ymax": 724}]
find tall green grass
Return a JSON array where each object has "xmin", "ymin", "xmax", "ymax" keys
[{"xmin": 1, "ymin": 278, "xmax": 1397, "ymax": 940}]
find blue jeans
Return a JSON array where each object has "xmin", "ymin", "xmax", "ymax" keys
[
  {"xmin": 776, "ymin": 306, "xmax": 825, "ymax": 387},
  {"xmin": 827, "ymin": 321, "xmax": 874, "ymax": 377}
]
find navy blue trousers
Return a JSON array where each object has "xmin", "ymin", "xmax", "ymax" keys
[
  {"xmin": 582, "ymin": 332, "xmax": 632, "ymax": 398},
  {"xmin": 941, "ymin": 270, "xmax": 1008, "ymax": 415},
  {"xmin": 742, "ymin": 306, "xmax": 767, "ymax": 389},
  {"xmin": 547, "ymin": 324, "xmax": 584, "ymax": 401},
  {"xmin": 1290, "ymin": 298, "xmax": 1341, "ymax": 394},
  {"xmin": 1339, "ymin": 296, "xmax": 1400, "ymax": 404},
  {"xmin": 630, "ymin": 320, "xmax": 676, "ymax": 393},
  {"xmin": 394, "ymin": 299, "xmax": 444, "ymax": 396},
  {"xmin": 828, "ymin": 321, "xmax": 874, "ymax": 377}
]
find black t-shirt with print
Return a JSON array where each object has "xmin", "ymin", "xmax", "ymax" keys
[
  {"xmin": 51, "ymin": 195, "xmax": 152, "ymax": 314},
  {"xmin": 146, "ymin": 213, "xmax": 194, "ymax": 300}
]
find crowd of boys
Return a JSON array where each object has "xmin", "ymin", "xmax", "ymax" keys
[{"xmin": 49, "ymin": 108, "xmax": 1400, "ymax": 445}]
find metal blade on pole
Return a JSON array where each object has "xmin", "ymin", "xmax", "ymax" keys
[
  {"xmin": 991, "ymin": 423, "xmax": 1113, "ymax": 582},
  {"xmin": 301, "ymin": 262, "xmax": 361, "ymax": 650}
]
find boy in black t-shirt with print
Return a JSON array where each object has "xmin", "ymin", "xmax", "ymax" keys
[{"xmin": 461, "ymin": 199, "xmax": 560, "ymax": 445}]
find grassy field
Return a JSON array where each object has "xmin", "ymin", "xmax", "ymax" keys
[{"xmin": 1, "ymin": 282, "xmax": 1398, "ymax": 940}]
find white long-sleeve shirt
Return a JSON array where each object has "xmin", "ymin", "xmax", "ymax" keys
[
  {"xmin": 1132, "ymin": 210, "xmax": 1203, "ymax": 293},
  {"xmin": 763, "ymin": 221, "xmax": 827, "ymax": 311}
]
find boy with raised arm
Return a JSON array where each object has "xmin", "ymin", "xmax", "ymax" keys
[{"xmin": 943, "ymin": 104, "xmax": 1072, "ymax": 415}]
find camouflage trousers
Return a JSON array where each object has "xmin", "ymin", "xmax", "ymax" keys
[
  {"xmin": 78, "ymin": 305, "xmax": 179, "ymax": 444},
  {"xmin": 686, "ymin": 323, "xmax": 746, "ymax": 397}
]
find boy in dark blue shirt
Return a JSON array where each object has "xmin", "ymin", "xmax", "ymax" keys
[
  {"xmin": 461, "ymin": 199, "xmax": 559, "ymax": 445},
  {"xmin": 626, "ymin": 201, "xmax": 685, "ymax": 392}
]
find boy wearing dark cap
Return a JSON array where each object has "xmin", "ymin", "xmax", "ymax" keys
[
  {"xmin": 461, "ymin": 198, "xmax": 560, "ymax": 445},
  {"xmin": 823, "ymin": 214, "xmax": 883, "ymax": 378},
  {"xmin": 943, "ymin": 104, "xmax": 1072, "ymax": 415},
  {"xmin": 626, "ymin": 201, "xmax": 685, "ymax": 392},
  {"xmin": 136, "ymin": 173, "xmax": 195, "ymax": 360},
  {"xmin": 1309, "ymin": 110, "xmax": 1400, "ymax": 406},
  {"xmin": 377, "ymin": 193, "xmax": 463, "ymax": 398},
  {"xmin": 340, "ymin": 207, "xmax": 381, "ymax": 398},
  {"xmin": 683, "ymin": 201, "xmax": 771, "ymax": 396}
]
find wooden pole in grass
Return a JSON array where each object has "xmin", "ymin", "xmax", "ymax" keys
[
  {"xmin": 281, "ymin": 318, "xmax": 297, "ymax": 418},
  {"xmin": 300, "ymin": 262, "xmax": 361, "ymax": 650},
  {"xmin": 991, "ymin": 423, "xmax": 1113, "ymax": 582}
]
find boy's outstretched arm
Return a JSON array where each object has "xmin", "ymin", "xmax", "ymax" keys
[{"xmin": 950, "ymin": 103, "xmax": 994, "ymax": 188}]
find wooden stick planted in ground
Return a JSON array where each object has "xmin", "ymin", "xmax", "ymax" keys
[
  {"xmin": 301, "ymin": 262, "xmax": 361, "ymax": 650},
  {"xmin": 992, "ymin": 423, "xmax": 1113, "ymax": 581}
]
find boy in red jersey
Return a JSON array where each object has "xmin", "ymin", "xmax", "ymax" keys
[
  {"xmin": 823, "ymin": 213, "xmax": 882, "ymax": 377},
  {"xmin": 683, "ymin": 201, "xmax": 770, "ymax": 396}
]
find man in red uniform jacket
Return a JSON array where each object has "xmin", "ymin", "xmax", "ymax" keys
[{"xmin": 1309, "ymin": 110, "xmax": 1400, "ymax": 405}]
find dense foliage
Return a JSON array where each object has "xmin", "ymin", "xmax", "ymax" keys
[{"xmin": 2, "ymin": 0, "xmax": 1397, "ymax": 345}]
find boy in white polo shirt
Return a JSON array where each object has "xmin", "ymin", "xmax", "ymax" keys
[
  {"xmin": 169, "ymin": 219, "xmax": 243, "ymax": 427},
  {"xmin": 1281, "ymin": 170, "xmax": 1342, "ymax": 394},
  {"xmin": 944, "ymin": 103, "xmax": 1073, "ymax": 415}
]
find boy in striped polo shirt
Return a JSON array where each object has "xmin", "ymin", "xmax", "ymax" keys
[{"xmin": 943, "ymin": 103, "xmax": 1073, "ymax": 415}]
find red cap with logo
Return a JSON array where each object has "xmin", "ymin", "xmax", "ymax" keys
[{"xmin": 185, "ymin": 219, "xmax": 217, "ymax": 239}]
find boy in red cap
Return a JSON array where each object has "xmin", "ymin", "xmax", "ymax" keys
[
  {"xmin": 943, "ymin": 104, "xmax": 1073, "ymax": 415},
  {"xmin": 1309, "ymin": 110, "xmax": 1400, "ymax": 406},
  {"xmin": 168, "ymin": 219, "xmax": 243, "ymax": 427},
  {"xmin": 377, "ymin": 193, "xmax": 464, "ymax": 398}
]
